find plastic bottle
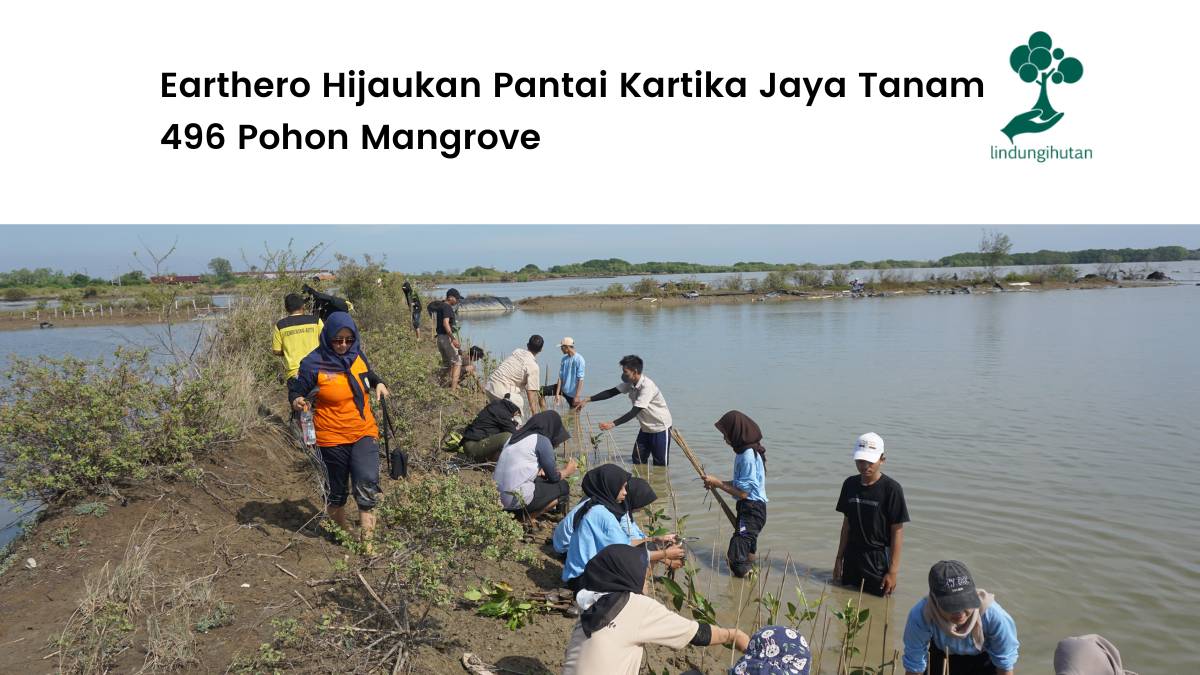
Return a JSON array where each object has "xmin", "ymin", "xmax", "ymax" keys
[{"xmin": 300, "ymin": 409, "xmax": 316, "ymax": 445}]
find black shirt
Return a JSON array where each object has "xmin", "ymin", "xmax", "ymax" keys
[
  {"xmin": 435, "ymin": 302, "xmax": 457, "ymax": 336},
  {"xmin": 835, "ymin": 474, "xmax": 910, "ymax": 551}
]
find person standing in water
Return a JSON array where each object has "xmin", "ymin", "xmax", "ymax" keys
[
  {"xmin": 702, "ymin": 410, "xmax": 768, "ymax": 578},
  {"xmin": 574, "ymin": 355, "xmax": 673, "ymax": 466},
  {"xmin": 834, "ymin": 431, "xmax": 910, "ymax": 596}
]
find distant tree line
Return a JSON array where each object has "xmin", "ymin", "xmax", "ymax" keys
[
  {"xmin": 937, "ymin": 245, "xmax": 1198, "ymax": 268},
  {"xmin": 0, "ymin": 268, "xmax": 148, "ymax": 289}
]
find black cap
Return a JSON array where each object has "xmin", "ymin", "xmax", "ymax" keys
[
  {"xmin": 446, "ymin": 288, "xmax": 464, "ymax": 300},
  {"xmin": 928, "ymin": 560, "xmax": 981, "ymax": 613}
]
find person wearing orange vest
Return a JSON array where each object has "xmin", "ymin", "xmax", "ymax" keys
[{"xmin": 289, "ymin": 312, "xmax": 390, "ymax": 550}]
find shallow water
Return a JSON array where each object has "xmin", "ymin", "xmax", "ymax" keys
[{"xmin": 461, "ymin": 284, "xmax": 1200, "ymax": 672}]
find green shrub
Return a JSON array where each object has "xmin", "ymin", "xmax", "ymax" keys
[
  {"xmin": 358, "ymin": 324, "xmax": 454, "ymax": 453},
  {"xmin": 374, "ymin": 474, "xmax": 534, "ymax": 604},
  {"xmin": 0, "ymin": 349, "xmax": 234, "ymax": 503},
  {"xmin": 719, "ymin": 273, "xmax": 745, "ymax": 291},
  {"xmin": 791, "ymin": 269, "xmax": 826, "ymax": 287},
  {"xmin": 761, "ymin": 270, "xmax": 793, "ymax": 291},
  {"xmin": 631, "ymin": 277, "xmax": 660, "ymax": 297},
  {"xmin": 3, "ymin": 287, "xmax": 28, "ymax": 301}
]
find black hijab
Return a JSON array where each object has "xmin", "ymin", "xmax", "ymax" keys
[
  {"xmin": 508, "ymin": 410, "xmax": 570, "ymax": 447},
  {"xmin": 580, "ymin": 544, "xmax": 649, "ymax": 637},
  {"xmin": 462, "ymin": 399, "xmax": 521, "ymax": 442},
  {"xmin": 624, "ymin": 477, "xmax": 658, "ymax": 512},
  {"xmin": 572, "ymin": 464, "xmax": 630, "ymax": 529},
  {"xmin": 715, "ymin": 409, "xmax": 767, "ymax": 464}
]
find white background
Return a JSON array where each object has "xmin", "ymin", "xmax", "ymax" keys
[{"xmin": 1, "ymin": 1, "xmax": 1196, "ymax": 224}]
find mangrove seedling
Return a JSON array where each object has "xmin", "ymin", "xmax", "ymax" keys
[{"xmin": 463, "ymin": 581, "xmax": 552, "ymax": 630}]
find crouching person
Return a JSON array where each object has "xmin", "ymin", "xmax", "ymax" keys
[
  {"xmin": 493, "ymin": 411, "xmax": 578, "ymax": 523},
  {"xmin": 562, "ymin": 544, "xmax": 750, "ymax": 675},
  {"xmin": 289, "ymin": 312, "xmax": 389, "ymax": 552},
  {"xmin": 461, "ymin": 397, "xmax": 521, "ymax": 463}
]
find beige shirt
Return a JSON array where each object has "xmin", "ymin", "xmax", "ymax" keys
[
  {"xmin": 486, "ymin": 348, "xmax": 541, "ymax": 403},
  {"xmin": 616, "ymin": 375, "xmax": 672, "ymax": 433},
  {"xmin": 561, "ymin": 594, "xmax": 698, "ymax": 675}
]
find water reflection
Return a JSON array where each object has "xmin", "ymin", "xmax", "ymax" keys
[{"xmin": 462, "ymin": 285, "xmax": 1200, "ymax": 672}]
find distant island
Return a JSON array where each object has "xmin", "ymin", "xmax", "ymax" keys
[{"xmin": 2, "ymin": 244, "xmax": 1197, "ymax": 298}]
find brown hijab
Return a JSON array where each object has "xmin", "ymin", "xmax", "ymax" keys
[{"xmin": 715, "ymin": 410, "xmax": 766, "ymax": 463}]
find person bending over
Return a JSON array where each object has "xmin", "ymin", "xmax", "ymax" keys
[
  {"xmin": 561, "ymin": 544, "xmax": 750, "ymax": 675},
  {"xmin": 574, "ymin": 354, "xmax": 673, "ymax": 466},
  {"xmin": 901, "ymin": 560, "xmax": 1019, "ymax": 675}
]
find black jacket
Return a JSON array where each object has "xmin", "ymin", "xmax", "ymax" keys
[{"xmin": 462, "ymin": 399, "xmax": 521, "ymax": 442}]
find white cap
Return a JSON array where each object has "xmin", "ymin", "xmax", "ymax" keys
[
  {"xmin": 560, "ymin": 337, "xmax": 575, "ymax": 347},
  {"xmin": 853, "ymin": 432, "xmax": 885, "ymax": 463}
]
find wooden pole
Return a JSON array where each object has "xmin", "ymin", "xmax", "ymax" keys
[{"xmin": 670, "ymin": 427, "xmax": 737, "ymax": 528}]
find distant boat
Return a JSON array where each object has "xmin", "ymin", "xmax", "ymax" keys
[{"xmin": 428, "ymin": 296, "xmax": 515, "ymax": 315}]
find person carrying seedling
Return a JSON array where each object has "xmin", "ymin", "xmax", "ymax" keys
[
  {"xmin": 833, "ymin": 431, "xmax": 910, "ymax": 597},
  {"xmin": 702, "ymin": 410, "xmax": 769, "ymax": 578},
  {"xmin": 288, "ymin": 312, "xmax": 389, "ymax": 553}
]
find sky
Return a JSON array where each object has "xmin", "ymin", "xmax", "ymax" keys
[{"xmin": 1, "ymin": 225, "xmax": 1197, "ymax": 276}]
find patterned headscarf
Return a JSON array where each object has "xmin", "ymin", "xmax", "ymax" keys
[{"xmin": 730, "ymin": 625, "xmax": 810, "ymax": 675}]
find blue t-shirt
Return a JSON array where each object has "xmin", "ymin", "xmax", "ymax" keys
[
  {"xmin": 562, "ymin": 505, "xmax": 630, "ymax": 581},
  {"xmin": 902, "ymin": 598, "xmax": 1020, "ymax": 673},
  {"xmin": 558, "ymin": 353, "xmax": 586, "ymax": 397},
  {"xmin": 552, "ymin": 498, "xmax": 646, "ymax": 554},
  {"xmin": 732, "ymin": 448, "xmax": 768, "ymax": 503}
]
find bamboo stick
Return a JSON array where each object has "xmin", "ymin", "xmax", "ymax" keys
[
  {"xmin": 881, "ymin": 592, "xmax": 891, "ymax": 667},
  {"xmin": 670, "ymin": 427, "xmax": 737, "ymax": 528}
]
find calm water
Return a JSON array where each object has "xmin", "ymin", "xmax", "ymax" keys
[
  {"xmin": 450, "ymin": 261, "xmax": 1200, "ymax": 300},
  {"xmin": 460, "ymin": 284, "xmax": 1199, "ymax": 672}
]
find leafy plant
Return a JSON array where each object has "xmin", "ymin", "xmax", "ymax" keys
[
  {"xmin": 784, "ymin": 585, "xmax": 824, "ymax": 629},
  {"xmin": 73, "ymin": 502, "xmax": 109, "ymax": 518},
  {"xmin": 51, "ymin": 525, "xmax": 78, "ymax": 548},
  {"xmin": 657, "ymin": 561, "xmax": 718, "ymax": 626},
  {"xmin": 0, "ymin": 349, "xmax": 236, "ymax": 504},
  {"xmin": 463, "ymin": 581, "xmax": 551, "ymax": 630},
  {"xmin": 833, "ymin": 597, "xmax": 871, "ymax": 663},
  {"xmin": 374, "ymin": 474, "xmax": 534, "ymax": 605},
  {"xmin": 194, "ymin": 602, "xmax": 235, "ymax": 633}
]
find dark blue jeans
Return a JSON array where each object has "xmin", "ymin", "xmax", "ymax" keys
[
  {"xmin": 318, "ymin": 436, "xmax": 381, "ymax": 510},
  {"xmin": 631, "ymin": 428, "xmax": 670, "ymax": 465}
]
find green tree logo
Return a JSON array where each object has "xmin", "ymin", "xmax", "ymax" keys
[{"xmin": 1001, "ymin": 31, "xmax": 1084, "ymax": 142}]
